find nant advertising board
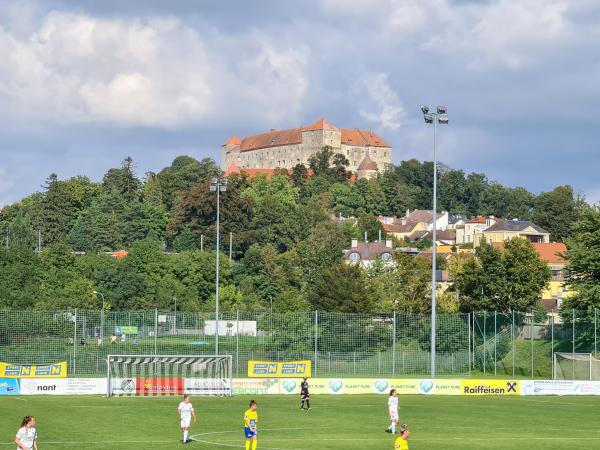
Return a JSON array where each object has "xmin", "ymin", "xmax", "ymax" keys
[{"xmin": 20, "ymin": 378, "xmax": 106, "ymax": 395}]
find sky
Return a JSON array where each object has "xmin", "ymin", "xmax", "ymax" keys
[{"xmin": 1, "ymin": 0, "xmax": 599, "ymax": 207}]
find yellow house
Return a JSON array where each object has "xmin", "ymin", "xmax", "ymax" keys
[
  {"xmin": 473, "ymin": 219, "xmax": 550, "ymax": 247},
  {"xmin": 381, "ymin": 221, "xmax": 428, "ymax": 241}
]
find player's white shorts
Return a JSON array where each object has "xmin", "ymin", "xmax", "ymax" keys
[
  {"xmin": 389, "ymin": 410, "xmax": 399, "ymax": 421},
  {"xmin": 181, "ymin": 418, "xmax": 191, "ymax": 429}
]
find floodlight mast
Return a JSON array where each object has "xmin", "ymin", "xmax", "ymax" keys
[{"xmin": 420, "ymin": 105, "xmax": 448, "ymax": 379}]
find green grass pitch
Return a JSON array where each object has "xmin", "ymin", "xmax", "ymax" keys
[{"xmin": 1, "ymin": 394, "xmax": 600, "ymax": 449}]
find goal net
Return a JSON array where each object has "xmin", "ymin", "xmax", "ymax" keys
[
  {"xmin": 553, "ymin": 352, "xmax": 600, "ymax": 380},
  {"xmin": 107, "ymin": 354, "xmax": 232, "ymax": 397}
]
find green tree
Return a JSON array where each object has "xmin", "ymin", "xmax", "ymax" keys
[
  {"xmin": 452, "ymin": 240, "xmax": 550, "ymax": 312},
  {"xmin": 157, "ymin": 156, "xmax": 220, "ymax": 210},
  {"xmin": 102, "ymin": 157, "xmax": 142, "ymax": 201},
  {"xmin": 532, "ymin": 185, "xmax": 581, "ymax": 242},
  {"xmin": 309, "ymin": 263, "xmax": 373, "ymax": 312},
  {"xmin": 172, "ymin": 227, "xmax": 197, "ymax": 252},
  {"xmin": 563, "ymin": 206, "xmax": 600, "ymax": 309},
  {"xmin": 357, "ymin": 215, "xmax": 383, "ymax": 242},
  {"xmin": 142, "ymin": 172, "xmax": 164, "ymax": 208}
]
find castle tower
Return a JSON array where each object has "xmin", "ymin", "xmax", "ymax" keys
[
  {"xmin": 357, "ymin": 153, "xmax": 379, "ymax": 179},
  {"xmin": 221, "ymin": 135, "xmax": 242, "ymax": 170},
  {"xmin": 300, "ymin": 118, "xmax": 341, "ymax": 165}
]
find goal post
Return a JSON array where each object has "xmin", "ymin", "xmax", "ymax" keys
[
  {"xmin": 107, "ymin": 354, "xmax": 232, "ymax": 397},
  {"xmin": 553, "ymin": 352, "xmax": 600, "ymax": 381}
]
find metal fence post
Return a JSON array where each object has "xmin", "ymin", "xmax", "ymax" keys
[
  {"xmin": 551, "ymin": 311, "xmax": 555, "ymax": 380},
  {"xmin": 467, "ymin": 312, "xmax": 471, "ymax": 377},
  {"xmin": 530, "ymin": 311, "xmax": 534, "ymax": 379},
  {"xmin": 494, "ymin": 311, "xmax": 497, "ymax": 376},
  {"xmin": 392, "ymin": 312, "xmax": 396, "ymax": 377},
  {"xmin": 154, "ymin": 308, "xmax": 158, "ymax": 356},
  {"xmin": 483, "ymin": 311, "xmax": 487, "ymax": 374},
  {"xmin": 314, "ymin": 311, "xmax": 318, "ymax": 377},
  {"xmin": 236, "ymin": 309, "xmax": 240, "ymax": 377},
  {"xmin": 572, "ymin": 309, "xmax": 576, "ymax": 380},
  {"xmin": 73, "ymin": 308, "xmax": 77, "ymax": 375},
  {"xmin": 595, "ymin": 308, "xmax": 597, "ymax": 356},
  {"xmin": 512, "ymin": 310, "xmax": 515, "ymax": 378}
]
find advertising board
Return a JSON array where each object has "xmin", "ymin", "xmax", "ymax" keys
[
  {"xmin": 136, "ymin": 377, "xmax": 184, "ymax": 395},
  {"xmin": 0, "ymin": 378, "xmax": 20, "ymax": 395},
  {"xmin": 461, "ymin": 379, "xmax": 520, "ymax": 396},
  {"xmin": 0, "ymin": 362, "xmax": 67, "ymax": 378},
  {"xmin": 248, "ymin": 360, "xmax": 311, "ymax": 378}
]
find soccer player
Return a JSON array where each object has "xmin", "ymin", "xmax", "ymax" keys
[
  {"xmin": 300, "ymin": 377, "xmax": 311, "ymax": 411},
  {"xmin": 244, "ymin": 400, "xmax": 258, "ymax": 450},
  {"xmin": 385, "ymin": 388, "xmax": 399, "ymax": 434},
  {"xmin": 15, "ymin": 416, "xmax": 37, "ymax": 450},
  {"xmin": 178, "ymin": 394, "xmax": 196, "ymax": 444},
  {"xmin": 394, "ymin": 423, "xmax": 410, "ymax": 449}
]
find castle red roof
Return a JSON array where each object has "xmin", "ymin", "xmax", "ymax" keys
[
  {"xmin": 229, "ymin": 119, "xmax": 390, "ymax": 152},
  {"xmin": 357, "ymin": 154, "xmax": 378, "ymax": 171}
]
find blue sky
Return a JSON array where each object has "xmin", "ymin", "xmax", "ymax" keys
[{"xmin": 1, "ymin": 0, "xmax": 599, "ymax": 206}]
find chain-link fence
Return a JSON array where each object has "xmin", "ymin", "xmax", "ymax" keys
[{"xmin": 0, "ymin": 309, "xmax": 598, "ymax": 378}]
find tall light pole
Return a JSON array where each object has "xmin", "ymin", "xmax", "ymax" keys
[
  {"xmin": 420, "ymin": 105, "xmax": 448, "ymax": 378},
  {"xmin": 93, "ymin": 291, "xmax": 106, "ymax": 345},
  {"xmin": 210, "ymin": 176, "xmax": 228, "ymax": 355}
]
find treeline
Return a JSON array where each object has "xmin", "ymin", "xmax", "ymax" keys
[{"xmin": 0, "ymin": 149, "xmax": 593, "ymax": 313}]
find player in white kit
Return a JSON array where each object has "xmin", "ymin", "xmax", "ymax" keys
[
  {"xmin": 15, "ymin": 416, "xmax": 37, "ymax": 450},
  {"xmin": 178, "ymin": 394, "xmax": 197, "ymax": 444},
  {"xmin": 385, "ymin": 389, "xmax": 399, "ymax": 434}
]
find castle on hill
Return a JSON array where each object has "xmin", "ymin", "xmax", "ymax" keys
[{"xmin": 221, "ymin": 118, "xmax": 392, "ymax": 179}]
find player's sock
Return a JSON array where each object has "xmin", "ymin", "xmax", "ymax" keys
[
  {"xmin": 184, "ymin": 430, "xmax": 189, "ymax": 442},
  {"xmin": 300, "ymin": 400, "xmax": 304, "ymax": 409},
  {"xmin": 391, "ymin": 422, "xmax": 396, "ymax": 434},
  {"xmin": 306, "ymin": 400, "xmax": 310, "ymax": 409},
  {"xmin": 245, "ymin": 440, "xmax": 251, "ymax": 450},
  {"xmin": 251, "ymin": 440, "xmax": 258, "ymax": 450}
]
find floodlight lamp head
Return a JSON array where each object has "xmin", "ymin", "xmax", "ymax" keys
[
  {"xmin": 420, "ymin": 105, "xmax": 429, "ymax": 114},
  {"xmin": 424, "ymin": 114, "xmax": 434, "ymax": 124},
  {"xmin": 436, "ymin": 106, "xmax": 447, "ymax": 114},
  {"xmin": 438, "ymin": 116, "xmax": 449, "ymax": 124}
]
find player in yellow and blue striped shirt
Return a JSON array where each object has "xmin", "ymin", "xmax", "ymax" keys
[{"xmin": 244, "ymin": 400, "xmax": 258, "ymax": 450}]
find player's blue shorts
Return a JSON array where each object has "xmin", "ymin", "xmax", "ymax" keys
[{"xmin": 244, "ymin": 427, "xmax": 257, "ymax": 438}]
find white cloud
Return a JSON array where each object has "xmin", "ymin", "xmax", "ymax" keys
[
  {"xmin": 359, "ymin": 72, "xmax": 406, "ymax": 131},
  {"xmin": 0, "ymin": 9, "xmax": 310, "ymax": 128}
]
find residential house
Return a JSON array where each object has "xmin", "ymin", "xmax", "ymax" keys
[
  {"xmin": 473, "ymin": 219, "xmax": 550, "ymax": 247},
  {"xmin": 379, "ymin": 209, "xmax": 449, "ymax": 242},
  {"xmin": 343, "ymin": 239, "xmax": 395, "ymax": 268},
  {"xmin": 456, "ymin": 216, "xmax": 496, "ymax": 245}
]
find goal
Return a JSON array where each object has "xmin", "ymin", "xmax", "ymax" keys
[
  {"xmin": 553, "ymin": 352, "xmax": 600, "ymax": 381},
  {"xmin": 107, "ymin": 354, "xmax": 232, "ymax": 397}
]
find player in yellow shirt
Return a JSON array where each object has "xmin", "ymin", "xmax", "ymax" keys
[
  {"xmin": 244, "ymin": 400, "xmax": 258, "ymax": 450},
  {"xmin": 394, "ymin": 423, "xmax": 410, "ymax": 449}
]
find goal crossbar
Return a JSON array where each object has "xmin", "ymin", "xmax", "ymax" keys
[{"xmin": 107, "ymin": 354, "xmax": 232, "ymax": 397}]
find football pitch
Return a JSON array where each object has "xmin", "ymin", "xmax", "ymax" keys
[{"xmin": 1, "ymin": 394, "xmax": 600, "ymax": 449}]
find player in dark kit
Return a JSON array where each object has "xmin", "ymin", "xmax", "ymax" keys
[{"xmin": 300, "ymin": 377, "xmax": 311, "ymax": 411}]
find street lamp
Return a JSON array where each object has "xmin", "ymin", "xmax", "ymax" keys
[
  {"xmin": 93, "ymin": 291, "xmax": 106, "ymax": 345},
  {"xmin": 420, "ymin": 105, "xmax": 449, "ymax": 379},
  {"xmin": 210, "ymin": 176, "xmax": 228, "ymax": 355}
]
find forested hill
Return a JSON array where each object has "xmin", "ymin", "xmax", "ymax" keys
[
  {"xmin": 0, "ymin": 150, "xmax": 587, "ymax": 312},
  {"xmin": 0, "ymin": 151, "xmax": 582, "ymax": 251}
]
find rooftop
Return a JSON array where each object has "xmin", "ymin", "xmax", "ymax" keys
[{"xmin": 223, "ymin": 118, "xmax": 391, "ymax": 152}]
